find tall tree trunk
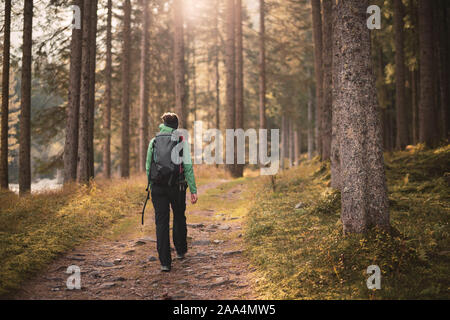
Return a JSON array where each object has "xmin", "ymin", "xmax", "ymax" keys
[
  {"xmin": 311, "ymin": 0, "xmax": 323, "ymax": 157},
  {"xmin": 259, "ymin": 0, "xmax": 266, "ymax": 129},
  {"xmin": 288, "ymin": 119, "xmax": 294, "ymax": 167},
  {"xmin": 215, "ymin": 0, "xmax": 220, "ymax": 130},
  {"xmin": 307, "ymin": 83, "xmax": 314, "ymax": 160},
  {"xmin": 411, "ymin": 69, "xmax": 418, "ymax": 144},
  {"xmin": 321, "ymin": 0, "xmax": 332, "ymax": 161},
  {"xmin": 88, "ymin": 0, "xmax": 98, "ymax": 179},
  {"xmin": 19, "ymin": 0, "xmax": 33, "ymax": 195},
  {"xmin": 64, "ymin": 0, "xmax": 83, "ymax": 183},
  {"xmin": 294, "ymin": 123, "xmax": 300, "ymax": 166},
  {"xmin": 77, "ymin": 0, "xmax": 92, "ymax": 183},
  {"xmin": 225, "ymin": 0, "xmax": 236, "ymax": 176},
  {"xmin": 0, "ymin": 0, "xmax": 11, "ymax": 189},
  {"xmin": 103, "ymin": 0, "xmax": 112, "ymax": 178},
  {"xmin": 418, "ymin": 0, "xmax": 437, "ymax": 147},
  {"xmin": 235, "ymin": 0, "xmax": 244, "ymax": 177},
  {"xmin": 139, "ymin": 0, "xmax": 150, "ymax": 173},
  {"xmin": 280, "ymin": 114, "xmax": 286, "ymax": 170},
  {"xmin": 121, "ymin": 0, "xmax": 131, "ymax": 178},
  {"xmin": 335, "ymin": 0, "xmax": 389, "ymax": 233},
  {"xmin": 192, "ymin": 27, "xmax": 198, "ymax": 121},
  {"xmin": 173, "ymin": 0, "xmax": 187, "ymax": 127},
  {"xmin": 330, "ymin": 0, "xmax": 341, "ymax": 189},
  {"xmin": 394, "ymin": 0, "xmax": 409, "ymax": 149},
  {"xmin": 436, "ymin": 0, "xmax": 449, "ymax": 140},
  {"xmin": 409, "ymin": 0, "xmax": 419, "ymax": 145}
]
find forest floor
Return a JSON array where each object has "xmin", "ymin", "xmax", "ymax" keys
[
  {"xmin": 1, "ymin": 144, "xmax": 449, "ymax": 299},
  {"xmin": 7, "ymin": 177, "xmax": 257, "ymax": 300}
]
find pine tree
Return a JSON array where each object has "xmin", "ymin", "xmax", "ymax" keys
[
  {"xmin": 1, "ymin": 0, "xmax": 11, "ymax": 189},
  {"xmin": 335, "ymin": 0, "xmax": 389, "ymax": 233},
  {"xmin": 19, "ymin": 0, "xmax": 33, "ymax": 194},
  {"xmin": 103, "ymin": 0, "xmax": 112, "ymax": 178},
  {"xmin": 121, "ymin": 0, "xmax": 132, "ymax": 178}
]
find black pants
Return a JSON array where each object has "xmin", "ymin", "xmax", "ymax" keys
[{"xmin": 151, "ymin": 184, "xmax": 187, "ymax": 267}]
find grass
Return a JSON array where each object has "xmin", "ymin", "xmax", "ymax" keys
[
  {"xmin": 245, "ymin": 145, "xmax": 450, "ymax": 299},
  {"xmin": 0, "ymin": 175, "xmax": 147, "ymax": 297}
]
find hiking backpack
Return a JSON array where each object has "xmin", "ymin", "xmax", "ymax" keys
[{"xmin": 149, "ymin": 133, "xmax": 184, "ymax": 186}]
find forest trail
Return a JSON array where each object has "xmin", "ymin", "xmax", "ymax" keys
[{"xmin": 14, "ymin": 180, "xmax": 256, "ymax": 300}]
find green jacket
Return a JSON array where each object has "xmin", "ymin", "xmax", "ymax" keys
[{"xmin": 146, "ymin": 124, "xmax": 197, "ymax": 194}]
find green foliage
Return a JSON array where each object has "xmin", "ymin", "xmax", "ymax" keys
[{"xmin": 245, "ymin": 146, "xmax": 450, "ymax": 299}]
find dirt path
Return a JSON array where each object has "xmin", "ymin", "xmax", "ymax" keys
[{"xmin": 14, "ymin": 180, "xmax": 256, "ymax": 300}]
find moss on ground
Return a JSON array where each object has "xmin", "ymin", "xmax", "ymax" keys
[{"xmin": 245, "ymin": 145, "xmax": 450, "ymax": 299}]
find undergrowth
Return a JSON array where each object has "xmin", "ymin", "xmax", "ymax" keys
[{"xmin": 245, "ymin": 145, "xmax": 450, "ymax": 299}]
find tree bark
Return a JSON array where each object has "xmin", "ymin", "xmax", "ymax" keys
[
  {"xmin": 173, "ymin": 0, "xmax": 187, "ymax": 127},
  {"xmin": 64, "ymin": 0, "xmax": 83, "ymax": 183},
  {"xmin": 19, "ymin": 0, "xmax": 33, "ymax": 195},
  {"xmin": 259, "ymin": 0, "xmax": 266, "ymax": 130},
  {"xmin": 418, "ymin": 0, "xmax": 437, "ymax": 147},
  {"xmin": 335, "ymin": 0, "xmax": 389, "ymax": 234},
  {"xmin": 235, "ymin": 0, "xmax": 244, "ymax": 177},
  {"xmin": 139, "ymin": 0, "xmax": 150, "ymax": 173},
  {"xmin": 121, "ymin": 0, "xmax": 131, "ymax": 178},
  {"xmin": 103, "ymin": 0, "xmax": 112, "ymax": 178},
  {"xmin": 321, "ymin": 0, "xmax": 332, "ymax": 161},
  {"xmin": 225, "ymin": 0, "xmax": 236, "ymax": 176},
  {"xmin": 330, "ymin": 0, "xmax": 341, "ymax": 189},
  {"xmin": 311, "ymin": 0, "xmax": 323, "ymax": 158},
  {"xmin": 394, "ymin": 0, "xmax": 409, "ymax": 149},
  {"xmin": 77, "ymin": 0, "xmax": 91, "ymax": 183},
  {"xmin": 1, "ymin": 0, "xmax": 11, "ymax": 189},
  {"xmin": 88, "ymin": 0, "xmax": 98, "ymax": 179}
]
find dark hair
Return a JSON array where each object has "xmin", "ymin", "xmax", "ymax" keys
[{"xmin": 161, "ymin": 112, "xmax": 179, "ymax": 129}]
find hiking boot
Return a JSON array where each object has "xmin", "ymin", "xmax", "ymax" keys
[
  {"xmin": 176, "ymin": 252, "xmax": 185, "ymax": 260},
  {"xmin": 161, "ymin": 265, "xmax": 171, "ymax": 272}
]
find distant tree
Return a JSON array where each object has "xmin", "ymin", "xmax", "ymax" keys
[
  {"xmin": 121, "ymin": 0, "xmax": 132, "ymax": 178},
  {"xmin": 235, "ymin": 0, "xmax": 244, "ymax": 177},
  {"xmin": 330, "ymin": 0, "xmax": 341, "ymax": 189},
  {"xmin": 103, "ymin": 0, "xmax": 112, "ymax": 179},
  {"xmin": 173, "ymin": 0, "xmax": 187, "ymax": 127},
  {"xmin": 394, "ymin": 0, "xmax": 409, "ymax": 149},
  {"xmin": 311, "ymin": 0, "xmax": 323, "ymax": 157},
  {"xmin": 1, "ymin": 0, "xmax": 11, "ymax": 189},
  {"xmin": 19, "ymin": 0, "xmax": 33, "ymax": 195},
  {"xmin": 139, "ymin": 0, "xmax": 150, "ymax": 173},
  {"xmin": 335, "ymin": 0, "xmax": 389, "ymax": 233},
  {"xmin": 225, "ymin": 0, "xmax": 236, "ymax": 176},
  {"xmin": 88, "ymin": 0, "xmax": 98, "ymax": 179},
  {"xmin": 418, "ymin": 0, "xmax": 437, "ymax": 147},
  {"xmin": 321, "ymin": 0, "xmax": 332, "ymax": 160},
  {"xmin": 307, "ymin": 83, "xmax": 314, "ymax": 160},
  {"xmin": 258, "ymin": 0, "xmax": 266, "ymax": 130},
  {"xmin": 215, "ymin": 0, "xmax": 221, "ymax": 130}
]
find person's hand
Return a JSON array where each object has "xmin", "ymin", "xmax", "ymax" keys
[{"xmin": 190, "ymin": 193, "xmax": 198, "ymax": 204}]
